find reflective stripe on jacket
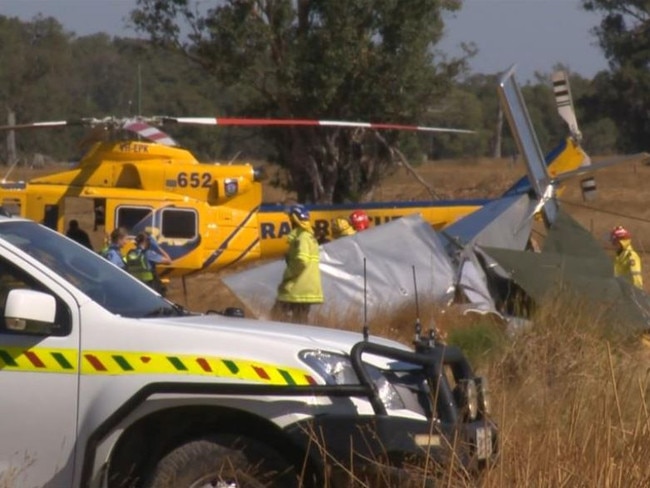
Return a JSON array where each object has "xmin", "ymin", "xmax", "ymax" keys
[
  {"xmin": 614, "ymin": 239, "xmax": 643, "ymax": 289},
  {"xmin": 277, "ymin": 228, "xmax": 324, "ymax": 304},
  {"xmin": 125, "ymin": 248, "xmax": 154, "ymax": 283}
]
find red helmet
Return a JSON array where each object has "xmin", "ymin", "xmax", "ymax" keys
[
  {"xmin": 349, "ymin": 210, "xmax": 370, "ymax": 231},
  {"xmin": 611, "ymin": 225, "xmax": 631, "ymax": 242}
]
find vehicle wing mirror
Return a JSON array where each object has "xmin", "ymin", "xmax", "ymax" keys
[{"xmin": 4, "ymin": 289, "xmax": 56, "ymax": 333}]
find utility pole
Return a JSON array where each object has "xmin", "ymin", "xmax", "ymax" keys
[{"xmin": 6, "ymin": 109, "xmax": 17, "ymax": 167}]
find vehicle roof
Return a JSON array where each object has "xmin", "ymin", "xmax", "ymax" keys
[{"xmin": 0, "ymin": 214, "xmax": 28, "ymax": 224}]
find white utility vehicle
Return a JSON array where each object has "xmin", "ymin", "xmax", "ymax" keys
[{"xmin": 0, "ymin": 216, "xmax": 496, "ymax": 487}]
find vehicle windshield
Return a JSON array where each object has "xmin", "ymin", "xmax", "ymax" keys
[{"xmin": 0, "ymin": 221, "xmax": 185, "ymax": 318}]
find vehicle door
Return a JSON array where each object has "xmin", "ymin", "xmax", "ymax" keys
[{"xmin": 0, "ymin": 253, "xmax": 80, "ymax": 488}]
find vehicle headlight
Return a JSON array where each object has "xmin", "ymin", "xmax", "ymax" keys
[
  {"xmin": 367, "ymin": 365, "xmax": 406, "ymax": 411},
  {"xmin": 299, "ymin": 350, "xmax": 407, "ymax": 411},
  {"xmin": 299, "ymin": 350, "xmax": 358, "ymax": 385},
  {"xmin": 457, "ymin": 379, "xmax": 479, "ymax": 421},
  {"xmin": 476, "ymin": 377, "xmax": 491, "ymax": 416}
]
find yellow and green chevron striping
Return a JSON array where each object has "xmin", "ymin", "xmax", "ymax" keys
[
  {"xmin": 0, "ymin": 346, "xmax": 316, "ymax": 385},
  {"xmin": 0, "ymin": 347, "xmax": 75, "ymax": 373}
]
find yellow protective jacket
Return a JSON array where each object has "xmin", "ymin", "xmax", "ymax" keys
[
  {"xmin": 277, "ymin": 228, "xmax": 324, "ymax": 303},
  {"xmin": 332, "ymin": 218, "xmax": 356, "ymax": 239},
  {"xmin": 614, "ymin": 239, "xmax": 643, "ymax": 289}
]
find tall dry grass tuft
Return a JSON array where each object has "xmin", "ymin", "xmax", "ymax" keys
[{"xmin": 481, "ymin": 297, "xmax": 650, "ymax": 487}]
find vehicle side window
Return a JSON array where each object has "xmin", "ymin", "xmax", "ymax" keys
[{"xmin": 0, "ymin": 258, "xmax": 71, "ymax": 336}]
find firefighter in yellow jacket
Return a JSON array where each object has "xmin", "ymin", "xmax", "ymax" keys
[
  {"xmin": 274, "ymin": 204, "xmax": 324, "ymax": 323},
  {"xmin": 331, "ymin": 210, "xmax": 369, "ymax": 239},
  {"xmin": 331, "ymin": 217, "xmax": 356, "ymax": 239},
  {"xmin": 611, "ymin": 225, "xmax": 643, "ymax": 289}
]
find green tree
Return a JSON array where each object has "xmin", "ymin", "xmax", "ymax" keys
[
  {"xmin": 581, "ymin": 1, "xmax": 650, "ymax": 151},
  {"xmin": 427, "ymin": 86, "xmax": 488, "ymax": 158},
  {"xmin": 0, "ymin": 15, "xmax": 78, "ymax": 161},
  {"xmin": 132, "ymin": 0, "xmax": 467, "ymax": 203},
  {"xmin": 0, "ymin": 16, "xmax": 246, "ymax": 163}
]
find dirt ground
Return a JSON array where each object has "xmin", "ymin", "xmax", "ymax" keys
[{"xmin": 11, "ymin": 155, "xmax": 650, "ymax": 313}]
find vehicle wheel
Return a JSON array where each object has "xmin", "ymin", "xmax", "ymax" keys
[{"xmin": 145, "ymin": 435, "xmax": 299, "ymax": 488}]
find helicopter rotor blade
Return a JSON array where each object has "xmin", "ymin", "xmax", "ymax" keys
[
  {"xmin": 0, "ymin": 120, "xmax": 78, "ymax": 131},
  {"xmin": 122, "ymin": 119, "xmax": 178, "ymax": 146},
  {"xmin": 160, "ymin": 117, "xmax": 476, "ymax": 134}
]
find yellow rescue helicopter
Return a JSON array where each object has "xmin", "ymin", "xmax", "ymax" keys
[{"xmin": 0, "ymin": 71, "xmax": 591, "ymax": 277}]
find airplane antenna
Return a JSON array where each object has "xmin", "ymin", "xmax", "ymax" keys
[
  {"xmin": 412, "ymin": 265, "xmax": 422, "ymax": 344},
  {"xmin": 227, "ymin": 151, "xmax": 242, "ymax": 165},
  {"xmin": 1, "ymin": 157, "xmax": 20, "ymax": 184},
  {"xmin": 362, "ymin": 257, "xmax": 369, "ymax": 341}
]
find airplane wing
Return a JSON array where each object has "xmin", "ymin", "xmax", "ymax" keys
[
  {"xmin": 442, "ymin": 194, "xmax": 535, "ymax": 251},
  {"xmin": 477, "ymin": 208, "xmax": 650, "ymax": 331}
]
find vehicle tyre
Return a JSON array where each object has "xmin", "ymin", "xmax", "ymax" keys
[{"xmin": 145, "ymin": 435, "xmax": 299, "ymax": 488}]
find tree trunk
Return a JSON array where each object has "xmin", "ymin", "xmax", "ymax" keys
[
  {"xmin": 492, "ymin": 106, "xmax": 503, "ymax": 159},
  {"xmin": 6, "ymin": 110, "xmax": 16, "ymax": 167}
]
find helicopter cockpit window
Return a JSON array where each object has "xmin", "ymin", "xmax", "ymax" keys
[
  {"xmin": 161, "ymin": 209, "xmax": 197, "ymax": 240},
  {"xmin": 116, "ymin": 206, "xmax": 153, "ymax": 236},
  {"xmin": 2, "ymin": 199, "xmax": 21, "ymax": 216}
]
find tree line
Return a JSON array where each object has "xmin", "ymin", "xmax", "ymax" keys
[{"xmin": 0, "ymin": 1, "xmax": 645, "ymax": 203}]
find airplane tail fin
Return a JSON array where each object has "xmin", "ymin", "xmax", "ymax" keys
[{"xmin": 498, "ymin": 65, "xmax": 559, "ymax": 226}]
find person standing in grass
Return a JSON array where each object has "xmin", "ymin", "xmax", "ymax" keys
[
  {"xmin": 273, "ymin": 204, "xmax": 323, "ymax": 323},
  {"xmin": 611, "ymin": 225, "xmax": 643, "ymax": 289}
]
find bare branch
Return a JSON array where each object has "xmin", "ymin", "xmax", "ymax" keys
[{"xmin": 373, "ymin": 131, "xmax": 440, "ymax": 200}]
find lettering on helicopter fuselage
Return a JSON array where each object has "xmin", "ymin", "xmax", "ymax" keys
[
  {"xmin": 259, "ymin": 216, "xmax": 402, "ymax": 239},
  {"xmin": 119, "ymin": 142, "xmax": 149, "ymax": 153},
  {"xmin": 261, "ymin": 221, "xmax": 292, "ymax": 239},
  {"xmin": 177, "ymin": 172, "xmax": 213, "ymax": 189},
  {"xmin": 373, "ymin": 216, "xmax": 402, "ymax": 226}
]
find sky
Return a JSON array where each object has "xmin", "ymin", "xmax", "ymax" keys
[{"xmin": 1, "ymin": 0, "xmax": 609, "ymax": 82}]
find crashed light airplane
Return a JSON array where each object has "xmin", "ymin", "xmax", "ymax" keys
[{"xmin": 224, "ymin": 65, "xmax": 650, "ymax": 331}]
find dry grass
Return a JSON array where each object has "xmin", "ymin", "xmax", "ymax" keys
[{"xmin": 482, "ymin": 300, "xmax": 650, "ymax": 487}]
